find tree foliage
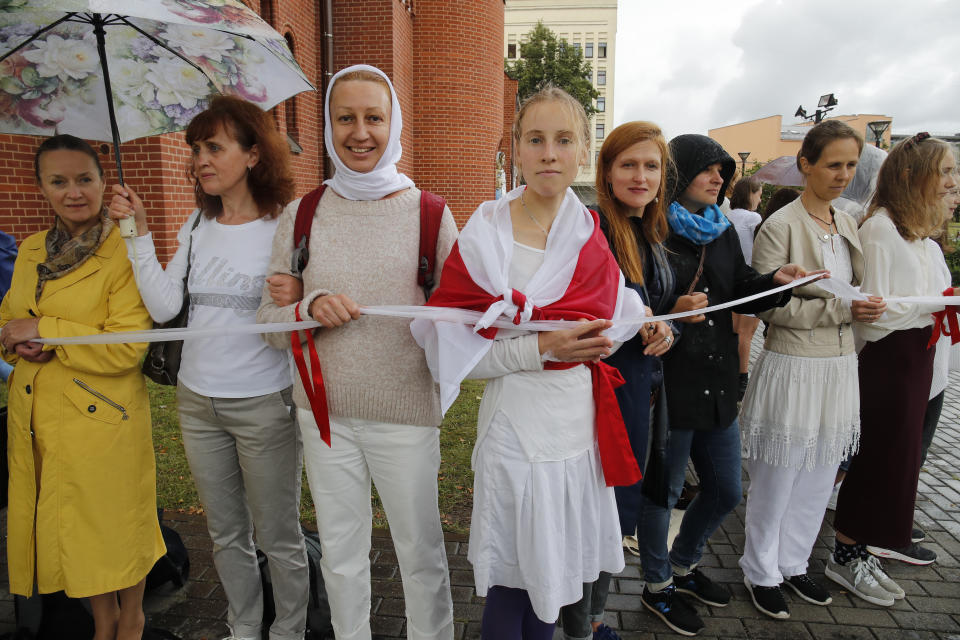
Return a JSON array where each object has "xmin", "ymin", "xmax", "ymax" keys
[{"xmin": 506, "ymin": 21, "xmax": 599, "ymax": 116}]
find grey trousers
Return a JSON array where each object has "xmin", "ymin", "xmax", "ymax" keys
[{"xmin": 177, "ymin": 383, "xmax": 309, "ymax": 640}]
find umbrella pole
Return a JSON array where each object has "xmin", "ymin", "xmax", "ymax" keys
[{"xmin": 93, "ymin": 14, "xmax": 135, "ymax": 237}]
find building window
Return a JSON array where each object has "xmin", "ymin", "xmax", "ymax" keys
[
  {"xmin": 573, "ymin": 42, "xmax": 581, "ymax": 54},
  {"xmin": 595, "ymin": 150, "xmax": 600, "ymax": 166},
  {"xmin": 598, "ymin": 42, "xmax": 607, "ymax": 58},
  {"xmin": 585, "ymin": 42, "xmax": 594, "ymax": 58},
  {"xmin": 596, "ymin": 123, "xmax": 604, "ymax": 139},
  {"xmin": 597, "ymin": 97, "xmax": 605, "ymax": 112},
  {"xmin": 508, "ymin": 43, "xmax": 516, "ymax": 58},
  {"xmin": 597, "ymin": 69, "xmax": 606, "ymax": 85},
  {"xmin": 283, "ymin": 33, "xmax": 300, "ymax": 151}
]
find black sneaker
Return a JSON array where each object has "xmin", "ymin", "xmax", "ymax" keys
[
  {"xmin": 912, "ymin": 527, "xmax": 926, "ymax": 543},
  {"xmin": 744, "ymin": 577, "xmax": 789, "ymax": 619},
  {"xmin": 784, "ymin": 573, "xmax": 832, "ymax": 605},
  {"xmin": 673, "ymin": 567, "xmax": 730, "ymax": 607},
  {"xmin": 866, "ymin": 542, "xmax": 937, "ymax": 565},
  {"xmin": 641, "ymin": 584, "xmax": 704, "ymax": 637}
]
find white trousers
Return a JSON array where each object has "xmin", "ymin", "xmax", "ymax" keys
[
  {"xmin": 739, "ymin": 456, "xmax": 838, "ymax": 587},
  {"xmin": 298, "ymin": 410, "xmax": 454, "ymax": 640}
]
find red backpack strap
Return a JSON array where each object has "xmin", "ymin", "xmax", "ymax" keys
[
  {"xmin": 291, "ymin": 184, "xmax": 327, "ymax": 276},
  {"xmin": 418, "ymin": 190, "xmax": 446, "ymax": 299}
]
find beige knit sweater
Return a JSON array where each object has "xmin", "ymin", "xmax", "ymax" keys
[{"xmin": 258, "ymin": 187, "xmax": 458, "ymax": 427}]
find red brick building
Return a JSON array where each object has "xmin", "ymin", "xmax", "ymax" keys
[{"xmin": 0, "ymin": 0, "xmax": 516, "ymax": 261}]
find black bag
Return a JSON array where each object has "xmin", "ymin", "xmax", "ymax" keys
[
  {"xmin": 141, "ymin": 213, "xmax": 202, "ymax": 385},
  {"xmin": 146, "ymin": 509, "xmax": 190, "ymax": 592},
  {"xmin": 258, "ymin": 525, "xmax": 332, "ymax": 640},
  {"xmin": 6, "ymin": 591, "xmax": 94, "ymax": 640},
  {"xmin": 641, "ymin": 382, "xmax": 672, "ymax": 508}
]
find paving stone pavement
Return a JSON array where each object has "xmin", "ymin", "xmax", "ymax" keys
[{"xmin": 1, "ymin": 338, "xmax": 958, "ymax": 638}]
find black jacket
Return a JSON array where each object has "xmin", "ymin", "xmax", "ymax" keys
[{"xmin": 662, "ymin": 227, "xmax": 789, "ymax": 431}]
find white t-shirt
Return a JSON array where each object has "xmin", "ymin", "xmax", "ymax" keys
[
  {"xmin": 128, "ymin": 211, "xmax": 291, "ymax": 398},
  {"xmin": 726, "ymin": 208, "xmax": 762, "ymax": 265}
]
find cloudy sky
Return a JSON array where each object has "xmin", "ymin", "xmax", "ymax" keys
[{"xmin": 614, "ymin": 0, "xmax": 960, "ymax": 139}]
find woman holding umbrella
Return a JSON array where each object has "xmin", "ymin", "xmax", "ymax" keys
[
  {"xmin": 108, "ymin": 96, "xmax": 309, "ymax": 640},
  {"xmin": 1, "ymin": 134, "xmax": 165, "ymax": 640}
]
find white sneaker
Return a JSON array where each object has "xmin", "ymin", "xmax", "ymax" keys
[
  {"xmin": 864, "ymin": 555, "xmax": 906, "ymax": 599},
  {"xmin": 825, "ymin": 557, "xmax": 895, "ymax": 606}
]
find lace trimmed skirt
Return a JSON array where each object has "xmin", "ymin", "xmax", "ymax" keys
[
  {"xmin": 468, "ymin": 410, "xmax": 624, "ymax": 623},
  {"xmin": 740, "ymin": 350, "xmax": 860, "ymax": 470}
]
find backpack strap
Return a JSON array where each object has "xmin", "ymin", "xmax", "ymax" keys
[
  {"xmin": 418, "ymin": 190, "xmax": 446, "ymax": 300},
  {"xmin": 291, "ymin": 184, "xmax": 327, "ymax": 276}
]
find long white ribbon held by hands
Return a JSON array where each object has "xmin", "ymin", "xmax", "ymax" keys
[
  {"xmin": 813, "ymin": 278, "xmax": 960, "ymax": 305},
  {"xmin": 37, "ymin": 273, "xmax": 826, "ymax": 346}
]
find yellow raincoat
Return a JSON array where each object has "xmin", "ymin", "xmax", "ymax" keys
[{"xmin": 0, "ymin": 226, "xmax": 165, "ymax": 598}]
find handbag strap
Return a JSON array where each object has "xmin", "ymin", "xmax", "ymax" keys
[
  {"xmin": 685, "ymin": 246, "xmax": 706, "ymax": 296},
  {"xmin": 181, "ymin": 212, "xmax": 203, "ymax": 302}
]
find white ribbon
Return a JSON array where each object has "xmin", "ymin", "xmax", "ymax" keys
[
  {"xmin": 36, "ymin": 273, "xmax": 833, "ymax": 346},
  {"xmin": 813, "ymin": 277, "xmax": 960, "ymax": 305}
]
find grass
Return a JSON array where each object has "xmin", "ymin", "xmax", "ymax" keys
[{"xmin": 2, "ymin": 375, "xmax": 483, "ymax": 533}]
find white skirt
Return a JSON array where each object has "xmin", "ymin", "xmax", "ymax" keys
[
  {"xmin": 740, "ymin": 350, "xmax": 860, "ymax": 471},
  {"xmin": 468, "ymin": 410, "xmax": 624, "ymax": 623}
]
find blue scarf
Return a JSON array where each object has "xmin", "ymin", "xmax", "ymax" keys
[{"xmin": 667, "ymin": 201, "xmax": 730, "ymax": 245}]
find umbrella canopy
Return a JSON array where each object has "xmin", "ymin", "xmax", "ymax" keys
[
  {"xmin": 0, "ymin": 0, "xmax": 314, "ymax": 161},
  {"xmin": 753, "ymin": 155, "xmax": 804, "ymax": 187}
]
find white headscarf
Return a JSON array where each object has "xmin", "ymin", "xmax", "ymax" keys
[{"xmin": 323, "ymin": 64, "xmax": 415, "ymax": 200}]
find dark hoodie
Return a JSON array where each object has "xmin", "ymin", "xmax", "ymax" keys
[{"xmin": 662, "ymin": 134, "xmax": 789, "ymax": 432}]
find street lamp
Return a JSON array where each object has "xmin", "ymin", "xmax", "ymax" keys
[
  {"xmin": 867, "ymin": 120, "xmax": 890, "ymax": 148},
  {"xmin": 796, "ymin": 93, "xmax": 838, "ymax": 124},
  {"xmin": 737, "ymin": 151, "xmax": 750, "ymax": 177}
]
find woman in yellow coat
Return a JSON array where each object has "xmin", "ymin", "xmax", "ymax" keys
[{"xmin": 0, "ymin": 135, "xmax": 165, "ymax": 640}]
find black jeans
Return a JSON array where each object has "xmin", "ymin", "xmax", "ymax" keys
[{"xmin": 558, "ymin": 572, "xmax": 612, "ymax": 639}]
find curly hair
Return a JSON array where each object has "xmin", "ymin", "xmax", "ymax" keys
[
  {"xmin": 185, "ymin": 95, "xmax": 294, "ymax": 218},
  {"xmin": 864, "ymin": 134, "xmax": 954, "ymax": 241}
]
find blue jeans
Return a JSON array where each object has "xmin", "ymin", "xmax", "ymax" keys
[{"xmin": 636, "ymin": 420, "xmax": 743, "ymax": 585}]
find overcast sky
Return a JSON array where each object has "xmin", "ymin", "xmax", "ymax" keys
[{"xmin": 614, "ymin": 0, "xmax": 960, "ymax": 139}]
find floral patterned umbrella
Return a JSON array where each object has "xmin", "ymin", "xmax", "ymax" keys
[{"xmin": 0, "ymin": 0, "xmax": 314, "ymax": 181}]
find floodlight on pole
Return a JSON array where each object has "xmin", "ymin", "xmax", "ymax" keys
[
  {"xmin": 867, "ymin": 120, "xmax": 890, "ymax": 148},
  {"xmin": 737, "ymin": 151, "xmax": 750, "ymax": 176},
  {"xmin": 796, "ymin": 93, "xmax": 838, "ymax": 123}
]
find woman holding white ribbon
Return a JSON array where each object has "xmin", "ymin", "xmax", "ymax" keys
[
  {"xmin": 108, "ymin": 96, "xmax": 309, "ymax": 640},
  {"xmin": 831, "ymin": 134, "xmax": 957, "ymax": 583},
  {"xmin": 739, "ymin": 120, "xmax": 887, "ymax": 617},
  {"xmin": 257, "ymin": 65, "xmax": 458, "ymax": 640},
  {"xmin": 411, "ymin": 86, "xmax": 646, "ymax": 639}
]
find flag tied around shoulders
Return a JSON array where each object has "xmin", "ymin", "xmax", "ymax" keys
[{"xmin": 411, "ymin": 186, "xmax": 646, "ymax": 486}]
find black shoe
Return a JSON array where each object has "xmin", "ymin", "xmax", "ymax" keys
[
  {"xmin": 784, "ymin": 573, "xmax": 832, "ymax": 605},
  {"xmin": 867, "ymin": 542, "xmax": 937, "ymax": 565},
  {"xmin": 673, "ymin": 567, "xmax": 730, "ymax": 607},
  {"xmin": 912, "ymin": 527, "xmax": 926, "ymax": 543},
  {"xmin": 744, "ymin": 578, "xmax": 789, "ymax": 619},
  {"xmin": 641, "ymin": 584, "xmax": 704, "ymax": 637}
]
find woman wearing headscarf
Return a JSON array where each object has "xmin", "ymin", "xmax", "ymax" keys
[{"xmin": 258, "ymin": 64, "xmax": 458, "ymax": 640}]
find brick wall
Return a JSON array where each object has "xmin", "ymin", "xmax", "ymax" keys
[{"xmin": 412, "ymin": 0, "xmax": 505, "ymax": 227}]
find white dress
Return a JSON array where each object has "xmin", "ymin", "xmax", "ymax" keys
[
  {"xmin": 740, "ymin": 233, "xmax": 860, "ymax": 470},
  {"xmin": 467, "ymin": 241, "xmax": 624, "ymax": 622}
]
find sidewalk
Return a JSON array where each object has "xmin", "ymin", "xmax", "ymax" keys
[{"xmin": 1, "ymin": 367, "xmax": 958, "ymax": 638}]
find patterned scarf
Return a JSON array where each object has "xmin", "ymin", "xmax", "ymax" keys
[
  {"xmin": 36, "ymin": 212, "xmax": 114, "ymax": 300},
  {"xmin": 667, "ymin": 201, "xmax": 730, "ymax": 245}
]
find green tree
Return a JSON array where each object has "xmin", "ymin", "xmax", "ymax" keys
[{"xmin": 506, "ymin": 21, "xmax": 599, "ymax": 116}]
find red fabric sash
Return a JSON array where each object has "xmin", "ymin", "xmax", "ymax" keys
[
  {"xmin": 427, "ymin": 211, "xmax": 641, "ymax": 486},
  {"xmin": 292, "ymin": 302, "xmax": 331, "ymax": 446},
  {"xmin": 928, "ymin": 287, "xmax": 960, "ymax": 349}
]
